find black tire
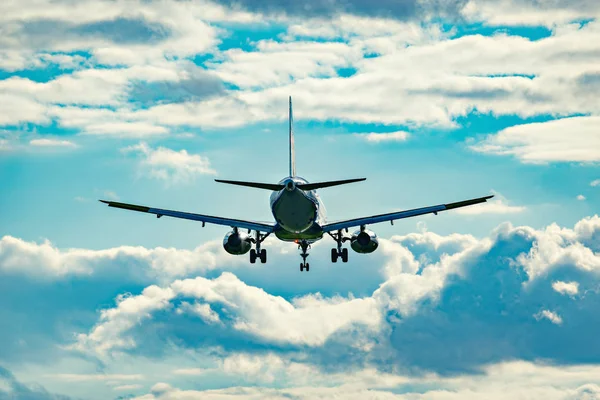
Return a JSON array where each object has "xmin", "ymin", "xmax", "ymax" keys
[
  {"xmin": 341, "ymin": 248, "xmax": 348, "ymax": 263},
  {"xmin": 300, "ymin": 263, "xmax": 304, "ymax": 271},
  {"xmin": 305, "ymin": 263, "xmax": 310, "ymax": 271},
  {"xmin": 331, "ymin": 248, "xmax": 338, "ymax": 263},
  {"xmin": 260, "ymin": 249, "xmax": 267, "ymax": 263},
  {"xmin": 250, "ymin": 249, "xmax": 256, "ymax": 264}
]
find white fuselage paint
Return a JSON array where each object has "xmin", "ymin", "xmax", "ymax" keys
[{"xmin": 269, "ymin": 177, "xmax": 326, "ymax": 242}]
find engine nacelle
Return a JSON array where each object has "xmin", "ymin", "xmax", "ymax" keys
[
  {"xmin": 350, "ymin": 229, "xmax": 379, "ymax": 254},
  {"xmin": 223, "ymin": 230, "xmax": 251, "ymax": 255}
]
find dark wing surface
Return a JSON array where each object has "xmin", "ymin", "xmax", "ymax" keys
[
  {"xmin": 321, "ymin": 195, "xmax": 493, "ymax": 232},
  {"xmin": 99, "ymin": 200, "xmax": 275, "ymax": 233}
]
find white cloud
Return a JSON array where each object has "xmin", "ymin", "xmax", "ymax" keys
[
  {"xmin": 172, "ymin": 368, "xmax": 208, "ymax": 376},
  {"xmin": 177, "ymin": 302, "xmax": 221, "ymax": 324},
  {"xmin": 591, "ymin": 180, "xmax": 600, "ymax": 187},
  {"xmin": 212, "ymin": 40, "xmax": 364, "ymax": 89},
  {"xmin": 122, "ymin": 142, "xmax": 216, "ymax": 183},
  {"xmin": 29, "ymin": 138, "xmax": 77, "ymax": 147},
  {"xmin": 552, "ymin": 281, "xmax": 579, "ymax": 296},
  {"xmin": 516, "ymin": 216, "xmax": 600, "ymax": 280},
  {"xmin": 1, "ymin": 4, "xmax": 600, "ymax": 136},
  {"xmin": 73, "ymin": 272, "xmax": 382, "ymax": 356},
  {"xmin": 455, "ymin": 192, "xmax": 526, "ymax": 215},
  {"xmin": 534, "ymin": 309, "xmax": 563, "ymax": 325},
  {"xmin": 113, "ymin": 384, "xmax": 142, "ymax": 391},
  {"xmin": 577, "ymin": 194, "xmax": 586, "ymax": 201},
  {"xmin": 354, "ymin": 131, "xmax": 409, "ymax": 143},
  {"xmin": 71, "ymin": 285, "xmax": 176, "ymax": 355},
  {"xmin": 462, "ymin": 0, "xmax": 600, "ymax": 27},
  {"xmin": 470, "ymin": 116, "xmax": 600, "ymax": 164},
  {"xmin": 130, "ymin": 361, "xmax": 600, "ymax": 400},
  {"xmin": 47, "ymin": 373, "xmax": 144, "ymax": 382},
  {"xmin": 5, "ymin": 214, "xmax": 595, "ymax": 362},
  {"xmin": 0, "ymin": 235, "xmax": 236, "ymax": 279}
]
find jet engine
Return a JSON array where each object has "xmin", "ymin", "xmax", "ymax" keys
[
  {"xmin": 350, "ymin": 229, "xmax": 379, "ymax": 254},
  {"xmin": 223, "ymin": 230, "xmax": 251, "ymax": 255}
]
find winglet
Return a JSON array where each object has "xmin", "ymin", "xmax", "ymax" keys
[{"xmin": 444, "ymin": 195, "xmax": 494, "ymax": 210}]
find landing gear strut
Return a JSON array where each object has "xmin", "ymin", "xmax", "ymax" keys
[
  {"xmin": 298, "ymin": 240, "xmax": 310, "ymax": 271},
  {"xmin": 328, "ymin": 229, "xmax": 349, "ymax": 263},
  {"xmin": 249, "ymin": 230, "xmax": 269, "ymax": 264}
]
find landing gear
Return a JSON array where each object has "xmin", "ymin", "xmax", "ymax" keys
[
  {"xmin": 249, "ymin": 249, "xmax": 266, "ymax": 264},
  {"xmin": 298, "ymin": 240, "xmax": 310, "ymax": 271},
  {"xmin": 328, "ymin": 229, "xmax": 349, "ymax": 263},
  {"xmin": 249, "ymin": 230, "xmax": 269, "ymax": 264}
]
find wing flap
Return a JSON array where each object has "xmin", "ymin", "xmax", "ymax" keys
[{"xmin": 100, "ymin": 200, "xmax": 275, "ymax": 233}]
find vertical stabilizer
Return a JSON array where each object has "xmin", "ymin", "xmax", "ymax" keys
[{"xmin": 289, "ymin": 96, "xmax": 296, "ymax": 177}]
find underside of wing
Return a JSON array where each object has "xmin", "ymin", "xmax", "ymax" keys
[
  {"xmin": 99, "ymin": 200, "xmax": 275, "ymax": 233},
  {"xmin": 322, "ymin": 195, "xmax": 493, "ymax": 232}
]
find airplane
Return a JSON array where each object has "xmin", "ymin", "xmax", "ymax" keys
[{"xmin": 100, "ymin": 97, "xmax": 493, "ymax": 272}]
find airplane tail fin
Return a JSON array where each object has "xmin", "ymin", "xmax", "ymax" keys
[
  {"xmin": 214, "ymin": 97, "xmax": 366, "ymax": 192},
  {"xmin": 289, "ymin": 96, "xmax": 296, "ymax": 177}
]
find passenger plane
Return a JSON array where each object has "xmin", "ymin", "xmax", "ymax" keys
[{"xmin": 101, "ymin": 97, "xmax": 492, "ymax": 271}]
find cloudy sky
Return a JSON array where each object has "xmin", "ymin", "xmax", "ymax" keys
[{"xmin": 1, "ymin": 0, "xmax": 600, "ymax": 398}]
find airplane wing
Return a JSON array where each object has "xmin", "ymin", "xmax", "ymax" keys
[
  {"xmin": 99, "ymin": 200, "xmax": 275, "ymax": 233},
  {"xmin": 321, "ymin": 195, "xmax": 494, "ymax": 232}
]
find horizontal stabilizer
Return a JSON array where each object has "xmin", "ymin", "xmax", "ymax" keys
[
  {"xmin": 215, "ymin": 179, "xmax": 284, "ymax": 191},
  {"xmin": 297, "ymin": 178, "xmax": 366, "ymax": 191}
]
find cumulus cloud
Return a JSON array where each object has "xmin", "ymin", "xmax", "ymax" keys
[
  {"xmin": 131, "ymin": 361, "xmax": 600, "ymax": 400},
  {"xmin": 591, "ymin": 179, "xmax": 600, "ymax": 187},
  {"xmin": 470, "ymin": 116, "xmax": 600, "ymax": 164},
  {"xmin": 29, "ymin": 138, "xmax": 77, "ymax": 147},
  {"xmin": 577, "ymin": 194, "xmax": 586, "ymax": 201},
  {"xmin": 462, "ymin": 0, "xmax": 600, "ymax": 26},
  {"xmin": 47, "ymin": 215, "xmax": 599, "ymax": 374},
  {"xmin": 454, "ymin": 192, "xmax": 525, "ymax": 215},
  {"xmin": 534, "ymin": 309, "xmax": 563, "ymax": 325},
  {"xmin": 0, "ymin": 234, "xmax": 235, "ymax": 279},
  {"xmin": 552, "ymin": 281, "xmax": 579, "ymax": 296},
  {"xmin": 47, "ymin": 373, "xmax": 144, "ymax": 383},
  {"xmin": 354, "ymin": 131, "xmax": 410, "ymax": 143},
  {"xmin": 2, "ymin": 3, "xmax": 600, "ymax": 134},
  {"xmin": 72, "ymin": 272, "xmax": 381, "ymax": 356},
  {"xmin": 122, "ymin": 142, "xmax": 217, "ymax": 183}
]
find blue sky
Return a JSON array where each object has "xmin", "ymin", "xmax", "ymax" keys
[{"xmin": 1, "ymin": 0, "xmax": 600, "ymax": 399}]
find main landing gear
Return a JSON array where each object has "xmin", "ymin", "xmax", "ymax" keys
[
  {"xmin": 249, "ymin": 230, "xmax": 269, "ymax": 264},
  {"xmin": 328, "ymin": 229, "xmax": 349, "ymax": 263},
  {"xmin": 298, "ymin": 240, "xmax": 310, "ymax": 271}
]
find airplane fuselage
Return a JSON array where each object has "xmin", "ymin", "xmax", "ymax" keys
[{"xmin": 270, "ymin": 177, "xmax": 326, "ymax": 242}]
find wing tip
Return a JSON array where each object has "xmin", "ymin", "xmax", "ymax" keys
[{"xmin": 99, "ymin": 200, "xmax": 110, "ymax": 204}]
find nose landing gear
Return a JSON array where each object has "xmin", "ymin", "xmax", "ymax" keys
[{"xmin": 298, "ymin": 240, "xmax": 310, "ymax": 271}]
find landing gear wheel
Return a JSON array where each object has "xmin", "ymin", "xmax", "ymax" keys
[
  {"xmin": 249, "ymin": 249, "xmax": 257, "ymax": 264},
  {"xmin": 331, "ymin": 248, "xmax": 338, "ymax": 263},
  {"xmin": 260, "ymin": 249, "xmax": 267, "ymax": 263},
  {"xmin": 300, "ymin": 263, "xmax": 310, "ymax": 272},
  {"xmin": 341, "ymin": 248, "xmax": 348, "ymax": 263}
]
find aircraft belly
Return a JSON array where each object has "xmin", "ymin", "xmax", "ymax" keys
[
  {"xmin": 272, "ymin": 190, "xmax": 316, "ymax": 233},
  {"xmin": 274, "ymin": 224, "xmax": 324, "ymax": 242}
]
